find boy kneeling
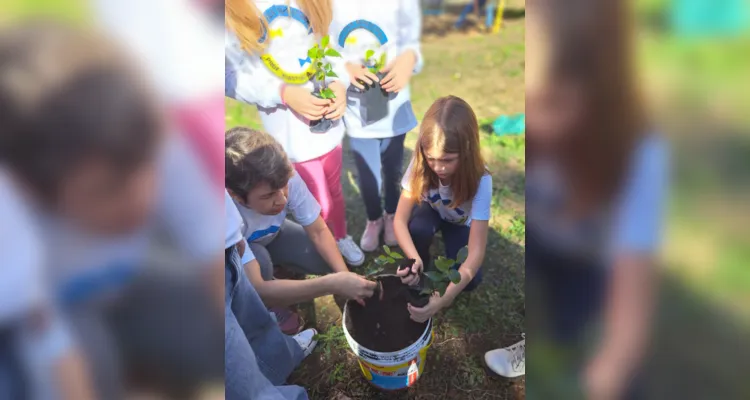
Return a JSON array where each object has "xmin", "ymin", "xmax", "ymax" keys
[{"xmin": 226, "ymin": 127, "xmax": 375, "ymax": 310}]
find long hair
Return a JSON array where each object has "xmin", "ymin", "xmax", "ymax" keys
[
  {"xmin": 225, "ymin": 0, "xmax": 267, "ymax": 54},
  {"xmin": 527, "ymin": 0, "xmax": 645, "ymax": 215},
  {"xmin": 225, "ymin": 0, "xmax": 332, "ymax": 53},
  {"xmin": 408, "ymin": 96, "xmax": 486, "ymax": 208}
]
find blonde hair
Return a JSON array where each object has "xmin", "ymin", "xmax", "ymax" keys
[
  {"xmin": 225, "ymin": 0, "xmax": 333, "ymax": 54},
  {"xmin": 225, "ymin": 0, "xmax": 267, "ymax": 54},
  {"xmin": 408, "ymin": 96, "xmax": 486, "ymax": 208}
]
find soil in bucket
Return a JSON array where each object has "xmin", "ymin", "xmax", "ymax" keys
[{"xmin": 345, "ymin": 275, "xmax": 429, "ymax": 352}]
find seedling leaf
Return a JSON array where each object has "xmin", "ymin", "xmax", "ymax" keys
[
  {"xmin": 325, "ymin": 71, "xmax": 338, "ymax": 78},
  {"xmin": 321, "ymin": 88, "xmax": 335, "ymax": 98},
  {"xmin": 321, "ymin": 35, "xmax": 329, "ymax": 48},
  {"xmin": 308, "ymin": 49, "xmax": 317, "ymax": 59},
  {"xmin": 435, "ymin": 257, "xmax": 454, "ymax": 272},
  {"xmin": 316, "ymin": 48, "xmax": 324, "ymax": 59},
  {"xmin": 391, "ymin": 252, "xmax": 403, "ymax": 259},
  {"xmin": 383, "ymin": 245, "xmax": 391, "ymax": 255},
  {"xmin": 325, "ymin": 48, "xmax": 341, "ymax": 58},
  {"xmin": 456, "ymin": 246, "xmax": 469, "ymax": 264},
  {"xmin": 448, "ymin": 269, "xmax": 461, "ymax": 284},
  {"xmin": 387, "ymin": 257, "xmax": 395, "ymax": 264},
  {"xmin": 365, "ymin": 49, "xmax": 375, "ymax": 60},
  {"xmin": 424, "ymin": 271, "xmax": 442, "ymax": 282},
  {"xmin": 378, "ymin": 53, "xmax": 386, "ymax": 69}
]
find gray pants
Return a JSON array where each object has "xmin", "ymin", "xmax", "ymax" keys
[{"xmin": 250, "ymin": 219, "xmax": 334, "ymax": 280}]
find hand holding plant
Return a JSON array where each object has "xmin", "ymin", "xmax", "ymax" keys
[
  {"xmin": 407, "ymin": 292, "xmax": 447, "ymax": 323},
  {"xmin": 345, "ymin": 62, "xmax": 379, "ymax": 90},
  {"xmin": 380, "ymin": 50, "xmax": 417, "ymax": 93},
  {"xmin": 282, "ymin": 84, "xmax": 329, "ymax": 120},
  {"xmin": 324, "ymin": 80, "xmax": 347, "ymax": 120}
]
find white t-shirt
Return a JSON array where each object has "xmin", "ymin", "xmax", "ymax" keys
[
  {"xmin": 234, "ymin": 172, "xmax": 321, "ymax": 244},
  {"xmin": 330, "ymin": 0, "xmax": 423, "ymax": 138},
  {"xmin": 401, "ymin": 159, "xmax": 493, "ymax": 226},
  {"xmin": 225, "ymin": 190, "xmax": 244, "ymax": 250},
  {"xmin": 225, "ymin": 0, "xmax": 352, "ymax": 163},
  {"xmin": 42, "ymin": 133, "xmax": 221, "ymax": 308}
]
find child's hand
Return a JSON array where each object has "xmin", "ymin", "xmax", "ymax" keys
[
  {"xmin": 396, "ymin": 257, "xmax": 423, "ymax": 286},
  {"xmin": 407, "ymin": 292, "xmax": 446, "ymax": 323},
  {"xmin": 333, "ymin": 271, "xmax": 377, "ymax": 306},
  {"xmin": 379, "ymin": 50, "xmax": 417, "ymax": 93},
  {"xmin": 325, "ymin": 81, "xmax": 347, "ymax": 120},
  {"xmin": 346, "ymin": 62, "xmax": 379, "ymax": 90},
  {"xmin": 282, "ymin": 85, "xmax": 329, "ymax": 121}
]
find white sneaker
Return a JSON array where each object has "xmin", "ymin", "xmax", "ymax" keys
[
  {"xmin": 485, "ymin": 335, "xmax": 525, "ymax": 378},
  {"xmin": 383, "ymin": 213, "xmax": 398, "ymax": 247},
  {"xmin": 337, "ymin": 235, "xmax": 365, "ymax": 266},
  {"xmin": 292, "ymin": 328, "xmax": 318, "ymax": 359},
  {"xmin": 359, "ymin": 218, "xmax": 383, "ymax": 252}
]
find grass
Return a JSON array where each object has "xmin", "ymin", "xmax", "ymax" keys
[{"xmin": 226, "ymin": 2, "xmax": 526, "ymax": 398}]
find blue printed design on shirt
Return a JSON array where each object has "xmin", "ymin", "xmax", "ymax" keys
[
  {"xmin": 259, "ymin": 5, "xmax": 312, "ymax": 43},
  {"xmin": 426, "ymin": 193, "xmax": 465, "ymax": 215},
  {"xmin": 248, "ymin": 225, "xmax": 281, "ymax": 242},
  {"xmin": 338, "ymin": 19, "xmax": 389, "ymax": 47},
  {"xmin": 59, "ymin": 262, "xmax": 138, "ymax": 307}
]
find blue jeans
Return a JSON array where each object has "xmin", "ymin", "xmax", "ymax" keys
[
  {"xmin": 408, "ymin": 202, "xmax": 483, "ymax": 291},
  {"xmin": 349, "ymin": 134, "xmax": 407, "ymax": 221},
  {"xmin": 224, "ymin": 246, "xmax": 307, "ymax": 400},
  {"xmin": 0, "ymin": 326, "xmax": 26, "ymax": 400}
]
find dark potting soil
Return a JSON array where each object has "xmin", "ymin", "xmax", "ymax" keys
[{"xmin": 345, "ymin": 275, "xmax": 429, "ymax": 353}]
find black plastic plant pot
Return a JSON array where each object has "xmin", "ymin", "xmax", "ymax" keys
[
  {"xmin": 396, "ymin": 259, "xmax": 431, "ymax": 308},
  {"xmin": 310, "ymin": 91, "xmax": 334, "ymax": 133},
  {"xmin": 361, "ymin": 71, "xmax": 389, "ymax": 125}
]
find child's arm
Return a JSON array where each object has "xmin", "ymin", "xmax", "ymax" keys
[
  {"xmin": 303, "ymin": 216, "xmax": 349, "ymax": 274},
  {"xmin": 225, "ymin": 31, "xmax": 286, "ymax": 108},
  {"xmin": 393, "ymin": 192, "xmax": 423, "ymax": 285}
]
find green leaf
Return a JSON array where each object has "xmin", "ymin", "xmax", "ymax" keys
[
  {"xmin": 365, "ymin": 49, "xmax": 375, "ymax": 60},
  {"xmin": 308, "ymin": 48, "xmax": 317, "ymax": 60},
  {"xmin": 448, "ymin": 269, "xmax": 462, "ymax": 284},
  {"xmin": 325, "ymin": 71, "xmax": 337, "ymax": 78},
  {"xmin": 387, "ymin": 257, "xmax": 395, "ymax": 264},
  {"xmin": 324, "ymin": 63, "xmax": 332, "ymax": 72},
  {"xmin": 325, "ymin": 48, "xmax": 341, "ymax": 58},
  {"xmin": 456, "ymin": 246, "xmax": 469, "ymax": 264},
  {"xmin": 317, "ymin": 61, "xmax": 323, "ymax": 68},
  {"xmin": 377, "ymin": 255, "xmax": 388, "ymax": 263},
  {"xmin": 391, "ymin": 252, "xmax": 403, "ymax": 260},
  {"xmin": 321, "ymin": 88, "xmax": 335, "ymax": 98},
  {"xmin": 316, "ymin": 72, "xmax": 325, "ymax": 81},
  {"xmin": 321, "ymin": 35, "xmax": 329, "ymax": 48},
  {"xmin": 383, "ymin": 245, "xmax": 391, "ymax": 256},
  {"xmin": 435, "ymin": 257, "xmax": 454, "ymax": 272},
  {"xmin": 316, "ymin": 48, "xmax": 324, "ymax": 59},
  {"xmin": 424, "ymin": 271, "xmax": 442, "ymax": 282},
  {"xmin": 377, "ymin": 53, "xmax": 386, "ymax": 69},
  {"xmin": 420, "ymin": 287, "xmax": 434, "ymax": 295},
  {"xmin": 435, "ymin": 282, "xmax": 449, "ymax": 297}
]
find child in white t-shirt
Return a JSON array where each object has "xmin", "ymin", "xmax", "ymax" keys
[
  {"xmin": 394, "ymin": 96, "xmax": 492, "ymax": 323},
  {"xmin": 329, "ymin": 0, "xmax": 425, "ymax": 253},
  {"xmin": 225, "ymin": 127, "xmax": 376, "ymax": 325}
]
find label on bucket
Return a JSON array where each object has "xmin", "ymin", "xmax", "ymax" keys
[{"xmin": 407, "ymin": 360, "xmax": 419, "ymax": 386}]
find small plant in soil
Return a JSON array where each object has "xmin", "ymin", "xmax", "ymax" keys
[
  {"xmin": 307, "ymin": 35, "xmax": 341, "ymax": 133},
  {"xmin": 358, "ymin": 48, "xmax": 390, "ymax": 124},
  {"xmin": 414, "ymin": 246, "xmax": 468, "ymax": 298}
]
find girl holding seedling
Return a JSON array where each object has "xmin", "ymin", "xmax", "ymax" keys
[
  {"xmin": 394, "ymin": 96, "xmax": 492, "ymax": 323},
  {"xmin": 225, "ymin": 0, "xmax": 366, "ymax": 266},
  {"xmin": 329, "ymin": 0, "xmax": 424, "ymax": 253}
]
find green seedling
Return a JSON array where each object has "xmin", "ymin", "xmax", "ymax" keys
[
  {"xmin": 364, "ymin": 49, "xmax": 387, "ymax": 75},
  {"xmin": 420, "ymin": 246, "xmax": 467, "ymax": 297},
  {"xmin": 307, "ymin": 35, "xmax": 341, "ymax": 99}
]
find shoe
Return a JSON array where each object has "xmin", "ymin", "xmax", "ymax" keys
[
  {"xmin": 383, "ymin": 213, "xmax": 398, "ymax": 247},
  {"xmin": 337, "ymin": 235, "xmax": 365, "ymax": 266},
  {"xmin": 292, "ymin": 328, "xmax": 318, "ymax": 359},
  {"xmin": 269, "ymin": 307, "xmax": 303, "ymax": 335},
  {"xmin": 360, "ymin": 218, "xmax": 383, "ymax": 252},
  {"xmin": 485, "ymin": 335, "xmax": 525, "ymax": 378}
]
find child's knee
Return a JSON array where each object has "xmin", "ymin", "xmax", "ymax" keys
[{"xmin": 408, "ymin": 218, "xmax": 435, "ymax": 243}]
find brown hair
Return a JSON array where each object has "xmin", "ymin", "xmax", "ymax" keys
[
  {"xmin": 527, "ymin": 0, "xmax": 645, "ymax": 214},
  {"xmin": 225, "ymin": 127, "xmax": 294, "ymax": 200},
  {"xmin": 225, "ymin": 0, "xmax": 332, "ymax": 54},
  {"xmin": 407, "ymin": 96, "xmax": 486, "ymax": 208},
  {"xmin": 0, "ymin": 22, "xmax": 162, "ymax": 204}
]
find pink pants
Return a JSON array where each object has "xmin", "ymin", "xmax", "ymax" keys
[
  {"xmin": 293, "ymin": 145, "xmax": 347, "ymax": 240},
  {"xmin": 172, "ymin": 95, "xmax": 225, "ymax": 189}
]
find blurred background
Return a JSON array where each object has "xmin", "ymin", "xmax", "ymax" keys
[{"xmin": 527, "ymin": 0, "xmax": 750, "ymax": 399}]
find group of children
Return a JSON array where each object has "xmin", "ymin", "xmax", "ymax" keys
[{"xmin": 223, "ymin": 0, "xmax": 512, "ymax": 397}]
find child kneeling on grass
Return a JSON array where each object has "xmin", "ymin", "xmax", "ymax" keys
[
  {"xmin": 394, "ymin": 96, "xmax": 492, "ymax": 323},
  {"xmin": 225, "ymin": 127, "xmax": 376, "ymax": 331}
]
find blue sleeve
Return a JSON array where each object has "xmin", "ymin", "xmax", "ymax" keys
[{"xmin": 613, "ymin": 136, "xmax": 670, "ymax": 253}]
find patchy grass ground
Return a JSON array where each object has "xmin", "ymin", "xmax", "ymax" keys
[{"xmin": 226, "ymin": 2, "xmax": 526, "ymax": 398}]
